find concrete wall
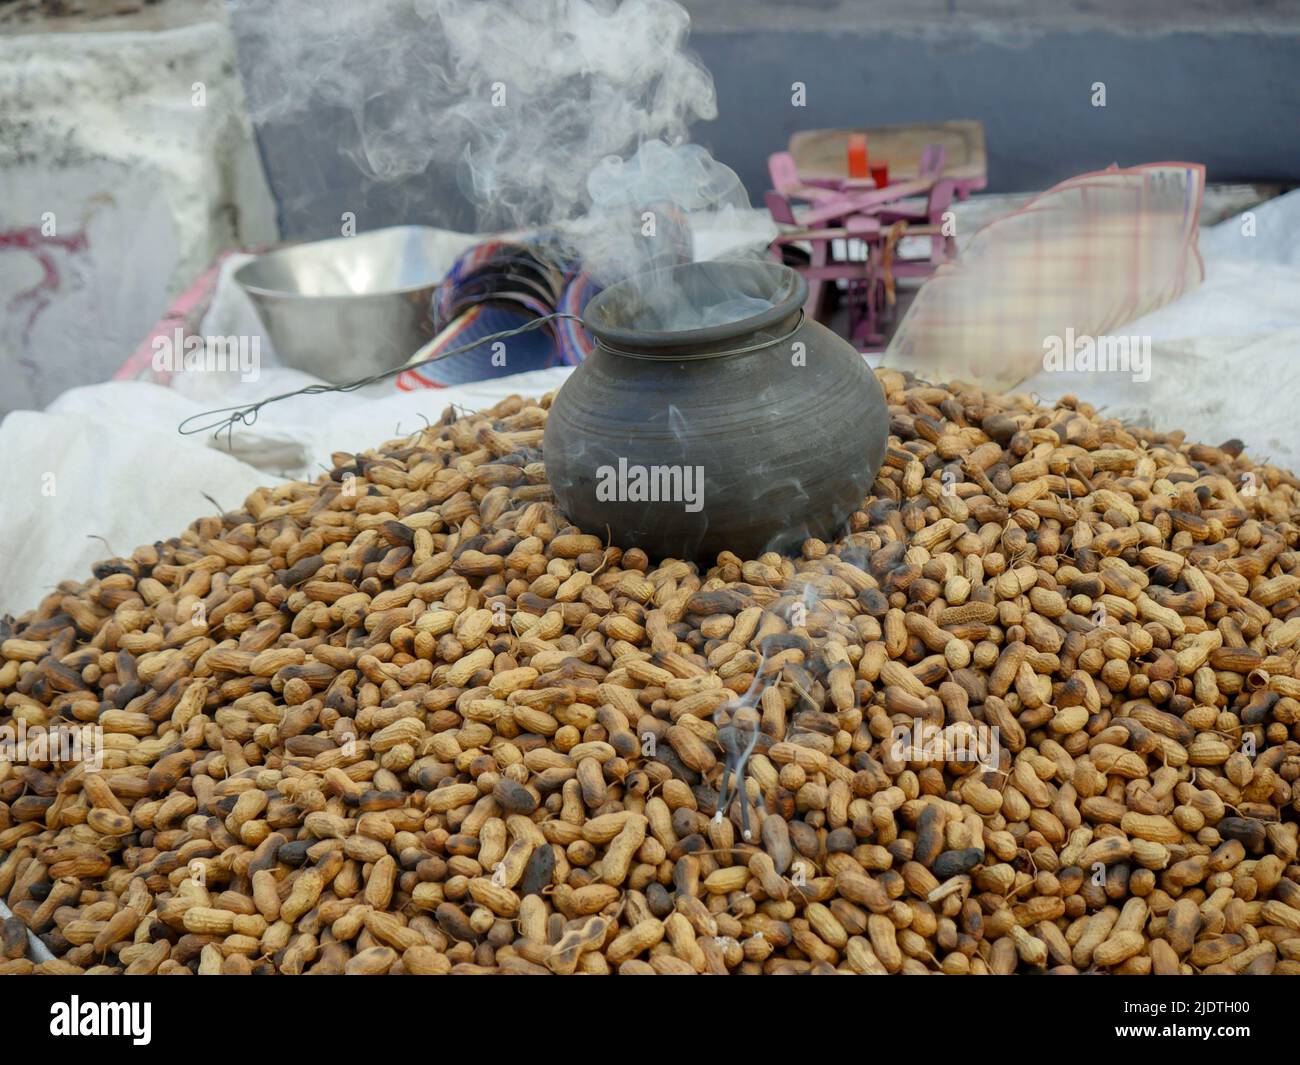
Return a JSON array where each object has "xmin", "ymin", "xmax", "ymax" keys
[
  {"xmin": 0, "ymin": 0, "xmax": 278, "ymax": 415},
  {"xmin": 688, "ymin": 22, "xmax": 1300, "ymax": 199}
]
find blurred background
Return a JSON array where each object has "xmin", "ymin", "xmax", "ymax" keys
[
  {"xmin": 2, "ymin": 0, "xmax": 1299, "ymax": 613},
  {"xmin": 1, "ymin": 0, "xmax": 1297, "ymax": 412},
  {"xmin": 237, "ymin": 0, "xmax": 1300, "ymax": 239}
]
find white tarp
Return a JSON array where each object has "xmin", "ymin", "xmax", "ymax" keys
[
  {"xmin": 0, "ymin": 367, "xmax": 570, "ymax": 617},
  {"xmin": 1021, "ymin": 189, "xmax": 1300, "ymax": 469},
  {"xmin": 3, "ymin": 192, "xmax": 1300, "ymax": 619}
]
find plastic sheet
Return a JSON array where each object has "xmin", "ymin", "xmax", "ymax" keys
[
  {"xmin": 0, "ymin": 367, "xmax": 571, "ymax": 617},
  {"xmin": 6, "ymin": 191, "xmax": 1299, "ymax": 620},
  {"xmin": 887, "ymin": 163, "xmax": 1206, "ymax": 390}
]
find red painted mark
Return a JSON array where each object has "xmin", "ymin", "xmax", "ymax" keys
[{"xmin": 0, "ymin": 225, "xmax": 91, "ymax": 347}]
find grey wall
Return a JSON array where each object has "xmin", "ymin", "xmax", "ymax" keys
[
  {"xmin": 229, "ymin": 3, "xmax": 1300, "ymax": 240},
  {"xmin": 688, "ymin": 27, "xmax": 1300, "ymax": 199},
  {"xmin": 244, "ymin": 105, "xmax": 478, "ymax": 242}
]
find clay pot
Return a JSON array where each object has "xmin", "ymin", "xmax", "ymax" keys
[{"xmin": 543, "ymin": 260, "xmax": 889, "ymax": 561}]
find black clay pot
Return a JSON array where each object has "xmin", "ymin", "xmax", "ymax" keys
[{"xmin": 543, "ymin": 260, "xmax": 889, "ymax": 562}]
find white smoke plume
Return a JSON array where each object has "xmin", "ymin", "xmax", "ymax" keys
[
  {"xmin": 580, "ymin": 139, "xmax": 753, "ymax": 284},
  {"xmin": 235, "ymin": 0, "xmax": 779, "ymax": 328},
  {"xmin": 234, "ymin": 0, "xmax": 720, "ymax": 231}
]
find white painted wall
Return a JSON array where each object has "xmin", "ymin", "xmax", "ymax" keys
[{"xmin": 0, "ymin": 4, "xmax": 278, "ymax": 415}]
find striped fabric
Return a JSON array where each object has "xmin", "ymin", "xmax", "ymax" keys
[{"xmin": 398, "ymin": 239, "xmax": 599, "ymax": 390}]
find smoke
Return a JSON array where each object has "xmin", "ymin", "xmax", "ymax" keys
[
  {"xmin": 581, "ymin": 139, "xmax": 749, "ymax": 282},
  {"xmin": 576, "ymin": 139, "xmax": 776, "ymax": 328},
  {"xmin": 236, "ymin": 0, "xmax": 716, "ymax": 226},
  {"xmin": 234, "ymin": 0, "xmax": 776, "ymax": 308}
]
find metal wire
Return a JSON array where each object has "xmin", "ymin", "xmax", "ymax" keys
[
  {"xmin": 177, "ymin": 311, "xmax": 585, "ymax": 440},
  {"xmin": 178, "ymin": 306, "xmax": 806, "ymax": 441}
]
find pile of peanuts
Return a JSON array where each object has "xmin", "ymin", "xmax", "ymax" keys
[{"xmin": 2, "ymin": 369, "xmax": 1300, "ymax": 975}]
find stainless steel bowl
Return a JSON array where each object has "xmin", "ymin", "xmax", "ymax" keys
[{"xmin": 235, "ymin": 226, "xmax": 450, "ymax": 383}]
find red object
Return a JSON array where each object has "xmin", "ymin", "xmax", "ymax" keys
[
  {"xmin": 847, "ymin": 133, "xmax": 869, "ymax": 179},
  {"xmin": 114, "ymin": 252, "xmax": 237, "ymax": 383},
  {"xmin": 870, "ymin": 163, "xmax": 889, "ymax": 189}
]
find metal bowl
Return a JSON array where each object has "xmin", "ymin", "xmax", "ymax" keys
[{"xmin": 235, "ymin": 226, "xmax": 450, "ymax": 384}]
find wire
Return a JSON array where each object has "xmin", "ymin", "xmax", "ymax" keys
[
  {"xmin": 177, "ymin": 311, "xmax": 585, "ymax": 440},
  {"xmin": 179, "ymin": 305, "xmax": 807, "ymax": 441}
]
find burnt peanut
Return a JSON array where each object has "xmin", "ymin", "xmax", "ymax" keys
[{"xmin": 1, "ymin": 370, "xmax": 1298, "ymax": 974}]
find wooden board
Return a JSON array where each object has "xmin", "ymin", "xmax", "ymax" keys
[{"xmin": 790, "ymin": 119, "xmax": 987, "ymax": 187}]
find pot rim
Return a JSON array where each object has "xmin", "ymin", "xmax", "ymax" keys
[{"xmin": 581, "ymin": 260, "xmax": 808, "ymax": 355}]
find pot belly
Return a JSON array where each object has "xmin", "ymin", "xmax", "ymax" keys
[{"xmin": 543, "ymin": 331, "xmax": 888, "ymax": 562}]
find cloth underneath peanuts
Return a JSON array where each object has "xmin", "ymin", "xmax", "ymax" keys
[{"xmin": 3, "ymin": 191, "xmax": 1300, "ymax": 618}]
